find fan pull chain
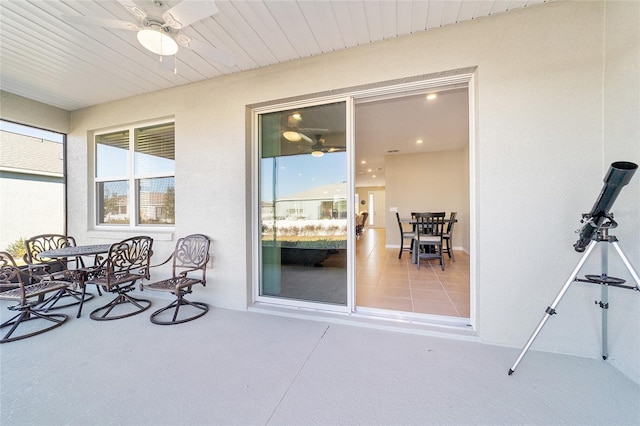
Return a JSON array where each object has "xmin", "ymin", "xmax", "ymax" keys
[{"xmin": 157, "ymin": 55, "xmax": 178, "ymax": 75}]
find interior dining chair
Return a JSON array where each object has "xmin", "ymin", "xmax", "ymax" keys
[
  {"xmin": 356, "ymin": 212, "xmax": 369, "ymax": 237},
  {"xmin": 413, "ymin": 212, "xmax": 446, "ymax": 270},
  {"xmin": 0, "ymin": 251, "xmax": 69, "ymax": 343},
  {"xmin": 140, "ymin": 234, "xmax": 211, "ymax": 325},
  {"xmin": 23, "ymin": 234, "xmax": 95, "ymax": 311},
  {"xmin": 395, "ymin": 212, "xmax": 415, "ymax": 259},
  {"xmin": 442, "ymin": 212, "xmax": 457, "ymax": 262},
  {"xmin": 85, "ymin": 236, "xmax": 153, "ymax": 321}
]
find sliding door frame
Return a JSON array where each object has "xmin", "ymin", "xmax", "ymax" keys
[
  {"xmin": 250, "ymin": 69, "xmax": 476, "ymax": 330},
  {"xmin": 252, "ymin": 96, "xmax": 355, "ymax": 313}
]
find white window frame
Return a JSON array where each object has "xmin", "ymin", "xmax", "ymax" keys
[{"xmin": 93, "ymin": 119, "xmax": 175, "ymax": 230}]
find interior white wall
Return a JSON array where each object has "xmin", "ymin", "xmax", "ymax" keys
[
  {"xmin": 55, "ymin": 1, "xmax": 638, "ymax": 382},
  {"xmin": 385, "ymin": 149, "xmax": 469, "ymax": 251}
]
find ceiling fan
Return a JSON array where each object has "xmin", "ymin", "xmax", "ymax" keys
[
  {"xmin": 61, "ymin": 0, "xmax": 235, "ymax": 68},
  {"xmin": 299, "ymin": 134, "xmax": 346, "ymax": 158}
]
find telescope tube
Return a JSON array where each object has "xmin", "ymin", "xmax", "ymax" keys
[{"xmin": 574, "ymin": 161, "xmax": 638, "ymax": 252}]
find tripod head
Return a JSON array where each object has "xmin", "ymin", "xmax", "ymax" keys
[{"xmin": 574, "ymin": 161, "xmax": 638, "ymax": 252}]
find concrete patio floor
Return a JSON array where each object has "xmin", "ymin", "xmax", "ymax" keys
[{"xmin": 1, "ymin": 296, "xmax": 638, "ymax": 426}]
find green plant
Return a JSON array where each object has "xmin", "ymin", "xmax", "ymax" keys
[{"xmin": 5, "ymin": 238, "xmax": 26, "ymax": 259}]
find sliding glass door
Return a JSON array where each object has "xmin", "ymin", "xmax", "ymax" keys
[{"xmin": 257, "ymin": 100, "xmax": 350, "ymax": 307}]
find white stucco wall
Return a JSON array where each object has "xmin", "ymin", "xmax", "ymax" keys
[
  {"xmin": 602, "ymin": 0, "xmax": 640, "ymax": 383},
  {"xmin": 0, "ymin": 176, "xmax": 65, "ymax": 251},
  {"xmin": 57, "ymin": 1, "xmax": 639, "ymax": 382}
]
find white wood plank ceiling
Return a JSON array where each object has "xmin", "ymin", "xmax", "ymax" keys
[{"xmin": 0, "ymin": 0, "xmax": 548, "ymax": 111}]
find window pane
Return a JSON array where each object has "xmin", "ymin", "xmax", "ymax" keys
[
  {"xmin": 259, "ymin": 102, "xmax": 348, "ymax": 305},
  {"xmin": 137, "ymin": 177, "xmax": 175, "ymax": 225},
  {"xmin": 97, "ymin": 181, "xmax": 129, "ymax": 224},
  {"xmin": 135, "ymin": 123, "xmax": 175, "ymax": 175},
  {"xmin": 96, "ymin": 131, "xmax": 129, "ymax": 178}
]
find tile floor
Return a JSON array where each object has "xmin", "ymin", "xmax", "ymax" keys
[{"xmin": 356, "ymin": 227, "xmax": 470, "ymax": 318}]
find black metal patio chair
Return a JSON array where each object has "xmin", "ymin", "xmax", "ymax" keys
[
  {"xmin": 140, "ymin": 234, "xmax": 211, "ymax": 325},
  {"xmin": 23, "ymin": 234, "xmax": 95, "ymax": 311},
  {"xmin": 85, "ymin": 236, "xmax": 153, "ymax": 321},
  {"xmin": 0, "ymin": 251, "xmax": 69, "ymax": 343}
]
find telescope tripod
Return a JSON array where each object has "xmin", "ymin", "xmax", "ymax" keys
[{"xmin": 508, "ymin": 228, "xmax": 640, "ymax": 375}]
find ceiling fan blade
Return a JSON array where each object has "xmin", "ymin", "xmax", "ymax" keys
[
  {"xmin": 162, "ymin": 0, "xmax": 219, "ymax": 29},
  {"xmin": 176, "ymin": 35, "xmax": 235, "ymax": 67},
  {"xmin": 61, "ymin": 15, "xmax": 140, "ymax": 31},
  {"xmin": 116, "ymin": 0, "xmax": 148, "ymax": 24}
]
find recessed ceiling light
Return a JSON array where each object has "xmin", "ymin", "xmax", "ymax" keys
[
  {"xmin": 416, "ymin": 139, "xmax": 423, "ymax": 144},
  {"xmin": 367, "ymin": 169, "xmax": 372, "ymax": 172},
  {"xmin": 361, "ymin": 160, "xmax": 367, "ymax": 164},
  {"xmin": 426, "ymin": 93, "xmax": 437, "ymax": 100},
  {"xmin": 372, "ymin": 175, "xmax": 376, "ymax": 178}
]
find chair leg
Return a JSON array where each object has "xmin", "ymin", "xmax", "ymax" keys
[
  {"xmin": 1, "ymin": 308, "xmax": 68, "ymax": 343},
  {"xmin": 446, "ymin": 238, "xmax": 456, "ymax": 262},
  {"xmin": 90, "ymin": 286, "xmax": 151, "ymax": 321},
  {"xmin": 398, "ymin": 239, "xmax": 403, "ymax": 259},
  {"xmin": 150, "ymin": 296, "xmax": 209, "ymax": 325},
  {"xmin": 35, "ymin": 287, "xmax": 94, "ymax": 313}
]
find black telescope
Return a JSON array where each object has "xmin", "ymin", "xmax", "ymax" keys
[{"xmin": 574, "ymin": 161, "xmax": 638, "ymax": 252}]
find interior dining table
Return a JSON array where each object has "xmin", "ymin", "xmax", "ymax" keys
[{"xmin": 399, "ymin": 214, "xmax": 457, "ymax": 263}]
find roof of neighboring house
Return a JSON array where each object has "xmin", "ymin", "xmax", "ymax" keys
[{"xmin": 0, "ymin": 131, "xmax": 63, "ymax": 175}]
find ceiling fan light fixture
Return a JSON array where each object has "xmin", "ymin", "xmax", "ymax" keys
[
  {"xmin": 283, "ymin": 131, "xmax": 302, "ymax": 142},
  {"xmin": 311, "ymin": 150, "xmax": 324, "ymax": 158},
  {"xmin": 137, "ymin": 28, "xmax": 178, "ymax": 56}
]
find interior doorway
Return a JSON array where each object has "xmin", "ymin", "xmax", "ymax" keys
[
  {"xmin": 368, "ymin": 190, "xmax": 385, "ymax": 228},
  {"xmin": 353, "ymin": 84, "xmax": 471, "ymax": 321}
]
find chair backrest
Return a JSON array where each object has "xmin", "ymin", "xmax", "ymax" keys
[
  {"xmin": 24, "ymin": 234, "xmax": 77, "ymax": 265},
  {"xmin": 103, "ymin": 236, "xmax": 153, "ymax": 285},
  {"xmin": 172, "ymin": 234, "xmax": 211, "ymax": 283},
  {"xmin": 395, "ymin": 212, "xmax": 406, "ymax": 235},
  {"xmin": 414, "ymin": 212, "xmax": 446, "ymax": 236},
  {"xmin": 360, "ymin": 212, "xmax": 369, "ymax": 228},
  {"xmin": 0, "ymin": 251, "xmax": 26, "ymax": 301},
  {"xmin": 23, "ymin": 234, "xmax": 81, "ymax": 282},
  {"xmin": 446, "ymin": 212, "xmax": 458, "ymax": 234}
]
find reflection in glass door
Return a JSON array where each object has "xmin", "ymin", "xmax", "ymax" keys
[{"xmin": 259, "ymin": 101, "xmax": 348, "ymax": 306}]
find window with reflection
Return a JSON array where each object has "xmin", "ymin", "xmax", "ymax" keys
[
  {"xmin": 259, "ymin": 102, "xmax": 348, "ymax": 305},
  {"xmin": 95, "ymin": 122, "xmax": 175, "ymax": 226}
]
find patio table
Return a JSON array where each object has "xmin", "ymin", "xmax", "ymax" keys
[{"xmin": 37, "ymin": 244, "xmax": 112, "ymax": 318}]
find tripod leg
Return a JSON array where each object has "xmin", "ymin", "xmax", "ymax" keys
[
  {"xmin": 599, "ymin": 286, "xmax": 609, "ymax": 360},
  {"xmin": 600, "ymin": 244, "xmax": 609, "ymax": 360},
  {"xmin": 611, "ymin": 242, "xmax": 640, "ymax": 289},
  {"xmin": 508, "ymin": 240, "xmax": 598, "ymax": 375}
]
